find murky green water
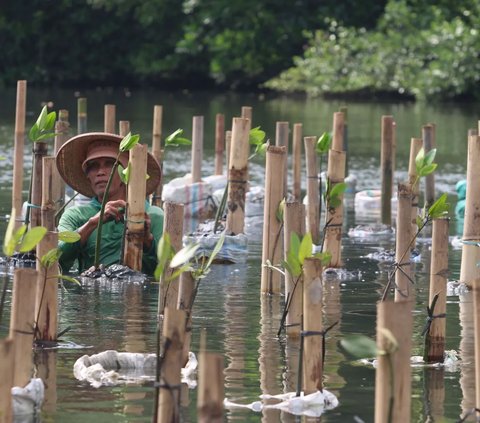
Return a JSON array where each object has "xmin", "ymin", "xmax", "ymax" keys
[{"xmin": 0, "ymin": 88, "xmax": 478, "ymax": 421}]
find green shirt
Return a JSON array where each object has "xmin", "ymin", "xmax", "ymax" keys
[{"xmin": 58, "ymin": 198, "xmax": 164, "ymax": 276}]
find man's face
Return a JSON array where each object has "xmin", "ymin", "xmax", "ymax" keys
[{"xmin": 84, "ymin": 157, "xmax": 124, "ymax": 200}]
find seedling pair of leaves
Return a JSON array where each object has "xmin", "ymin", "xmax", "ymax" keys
[
  {"xmin": 339, "ymin": 329, "xmax": 398, "ymax": 360},
  {"xmin": 324, "ymin": 180, "xmax": 348, "ymax": 209},
  {"xmin": 316, "ymin": 132, "xmax": 331, "ymax": 155},
  {"xmin": 165, "ymin": 129, "xmax": 192, "ymax": 147},
  {"xmin": 416, "ymin": 193, "xmax": 449, "ymax": 229},
  {"xmin": 29, "ymin": 106, "xmax": 58, "ymax": 143},
  {"xmin": 249, "ymin": 126, "xmax": 268, "ymax": 158},
  {"xmin": 415, "ymin": 147, "xmax": 437, "ymax": 178}
]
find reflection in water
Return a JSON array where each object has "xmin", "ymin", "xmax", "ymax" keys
[
  {"xmin": 423, "ymin": 368, "xmax": 445, "ymax": 422},
  {"xmin": 35, "ymin": 350, "xmax": 57, "ymax": 414},
  {"xmin": 459, "ymin": 291, "xmax": 475, "ymax": 417}
]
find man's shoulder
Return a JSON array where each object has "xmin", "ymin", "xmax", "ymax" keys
[
  {"xmin": 61, "ymin": 202, "xmax": 98, "ymax": 218},
  {"xmin": 146, "ymin": 204, "xmax": 164, "ymax": 217}
]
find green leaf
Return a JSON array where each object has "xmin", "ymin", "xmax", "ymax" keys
[
  {"xmin": 314, "ymin": 251, "xmax": 332, "ymax": 266},
  {"xmin": 316, "ymin": 132, "xmax": 332, "ymax": 155},
  {"xmin": 286, "ymin": 250, "xmax": 302, "ymax": 277},
  {"xmin": 58, "ymin": 231, "xmax": 81, "ymax": 243},
  {"xmin": 416, "ymin": 215, "xmax": 423, "ymax": 229},
  {"xmin": 56, "ymin": 274, "xmax": 81, "ymax": 286},
  {"xmin": 205, "ymin": 231, "xmax": 226, "ymax": 269},
  {"xmin": 255, "ymin": 142, "xmax": 269, "ymax": 157},
  {"xmin": 428, "ymin": 193, "xmax": 449, "ymax": 219},
  {"xmin": 340, "ymin": 334, "xmax": 378, "ymax": 359},
  {"xmin": 118, "ymin": 163, "xmax": 131, "ymax": 184},
  {"xmin": 419, "ymin": 163, "xmax": 437, "ymax": 177},
  {"xmin": 276, "ymin": 199, "xmax": 285, "ymax": 223},
  {"xmin": 165, "ymin": 129, "xmax": 192, "ymax": 147},
  {"xmin": 167, "ymin": 264, "xmax": 194, "ymax": 282},
  {"xmin": 165, "ymin": 128, "xmax": 183, "ymax": 142},
  {"xmin": 3, "ymin": 211, "xmax": 17, "ymax": 256},
  {"xmin": 170, "ymin": 243, "xmax": 200, "ymax": 269},
  {"xmin": 40, "ymin": 247, "xmax": 62, "ymax": 268},
  {"xmin": 18, "ymin": 226, "xmax": 47, "ymax": 252},
  {"xmin": 45, "ymin": 111, "xmax": 57, "ymax": 131},
  {"xmin": 249, "ymin": 127, "xmax": 266, "ymax": 145},
  {"xmin": 298, "ymin": 232, "xmax": 313, "ymax": 264},
  {"xmin": 415, "ymin": 147, "xmax": 425, "ymax": 173},
  {"xmin": 119, "ymin": 133, "xmax": 140, "ymax": 152},
  {"xmin": 29, "ymin": 123, "xmax": 40, "ymax": 142},
  {"xmin": 289, "ymin": 232, "xmax": 301, "ymax": 259},
  {"xmin": 424, "ymin": 148, "xmax": 437, "ymax": 166},
  {"xmin": 154, "ymin": 233, "xmax": 173, "ymax": 280},
  {"xmin": 34, "ymin": 132, "xmax": 58, "ymax": 142},
  {"xmin": 330, "ymin": 182, "xmax": 347, "ymax": 198},
  {"xmin": 36, "ymin": 106, "xmax": 48, "ymax": 129}
]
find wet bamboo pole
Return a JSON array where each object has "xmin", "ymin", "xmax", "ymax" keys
[
  {"xmin": 275, "ymin": 122, "xmax": 289, "ymax": 194},
  {"xmin": 214, "ymin": 113, "xmax": 225, "ymax": 175},
  {"xmin": 225, "ymin": 130, "xmax": 232, "ymax": 172},
  {"xmin": 324, "ymin": 149, "xmax": 346, "ymax": 267},
  {"xmin": 0, "ymin": 338, "xmax": 14, "ymax": 423},
  {"xmin": 31, "ymin": 141, "xmax": 48, "ymax": 228},
  {"xmin": 151, "ymin": 105, "xmax": 163, "ymax": 207},
  {"xmin": 241, "ymin": 106, "xmax": 252, "ymax": 122},
  {"xmin": 374, "ymin": 300, "xmax": 413, "ymax": 423},
  {"xmin": 226, "ymin": 117, "xmax": 250, "ymax": 235},
  {"xmin": 473, "ymin": 278, "xmax": 480, "ymax": 415},
  {"xmin": 77, "ymin": 97, "xmax": 87, "ymax": 134},
  {"xmin": 119, "ymin": 120, "xmax": 130, "ymax": 137},
  {"xmin": 157, "ymin": 307, "xmax": 186, "ymax": 423},
  {"xmin": 35, "ymin": 232, "xmax": 59, "ymax": 341},
  {"xmin": 425, "ymin": 218, "xmax": 448, "ymax": 363},
  {"xmin": 36, "ymin": 350, "xmax": 57, "ymax": 413},
  {"xmin": 332, "ymin": 111, "xmax": 344, "ymax": 152},
  {"xmin": 292, "ymin": 123, "xmax": 302, "ymax": 201},
  {"xmin": 422, "ymin": 124, "xmax": 436, "ymax": 207},
  {"xmin": 424, "ymin": 367, "xmax": 445, "ymax": 422},
  {"xmin": 123, "ymin": 144, "xmax": 147, "ymax": 270},
  {"xmin": 460, "ymin": 135, "xmax": 480, "ymax": 288},
  {"xmin": 192, "ymin": 116, "xmax": 204, "ymax": 183},
  {"xmin": 177, "ymin": 271, "xmax": 195, "ymax": 366},
  {"xmin": 12, "ymin": 80, "xmax": 27, "ymax": 229},
  {"xmin": 261, "ymin": 146, "xmax": 286, "ymax": 294},
  {"xmin": 394, "ymin": 183, "xmax": 414, "ymax": 302},
  {"xmin": 9, "ymin": 268, "xmax": 37, "ymax": 387},
  {"xmin": 158, "ymin": 202, "xmax": 184, "ymax": 315},
  {"xmin": 54, "ymin": 110, "xmax": 70, "ymax": 209},
  {"xmin": 381, "ymin": 115, "xmax": 394, "ymax": 226},
  {"xmin": 104, "ymin": 104, "xmax": 116, "ymax": 133},
  {"xmin": 42, "ymin": 157, "xmax": 57, "ymax": 231},
  {"xmin": 339, "ymin": 107, "xmax": 348, "ymax": 175},
  {"xmin": 284, "ymin": 201, "xmax": 305, "ymax": 337},
  {"xmin": 459, "ymin": 291, "xmax": 476, "ymax": 415},
  {"xmin": 304, "ymin": 136, "xmax": 320, "ymax": 245},
  {"xmin": 408, "ymin": 138, "xmax": 423, "ymax": 244},
  {"xmin": 302, "ymin": 257, "xmax": 323, "ymax": 394},
  {"xmin": 198, "ymin": 351, "xmax": 224, "ymax": 423}
]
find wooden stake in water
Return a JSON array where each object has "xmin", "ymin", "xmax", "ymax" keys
[
  {"xmin": 177, "ymin": 271, "xmax": 195, "ymax": 366},
  {"xmin": 35, "ymin": 232, "xmax": 59, "ymax": 342},
  {"xmin": 42, "ymin": 157, "xmax": 57, "ymax": 231},
  {"xmin": 394, "ymin": 183, "xmax": 413, "ymax": 302},
  {"xmin": 275, "ymin": 121, "xmax": 290, "ymax": 194},
  {"xmin": 292, "ymin": 123, "xmax": 303, "ymax": 201},
  {"xmin": 119, "ymin": 120, "xmax": 130, "ymax": 137},
  {"xmin": 374, "ymin": 300, "xmax": 413, "ymax": 423},
  {"xmin": 339, "ymin": 107, "xmax": 349, "ymax": 175},
  {"xmin": 302, "ymin": 257, "xmax": 323, "ymax": 394},
  {"xmin": 9, "ymin": 268, "xmax": 37, "ymax": 387},
  {"xmin": 54, "ymin": 110, "xmax": 70, "ymax": 209},
  {"xmin": 304, "ymin": 136, "xmax": 320, "ymax": 245},
  {"xmin": 158, "ymin": 202, "xmax": 184, "ymax": 315},
  {"xmin": 460, "ymin": 135, "xmax": 480, "ymax": 288},
  {"xmin": 12, "ymin": 80, "xmax": 27, "ymax": 229},
  {"xmin": 104, "ymin": 104, "xmax": 116, "ymax": 134},
  {"xmin": 0, "ymin": 338, "xmax": 14, "ymax": 423},
  {"xmin": 192, "ymin": 116, "xmax": 204, "ymax": 183},
  {"xmin": 425, "ymin": 218, "xmax": 449, "ymax": 363},
  {"xmin": 123, "ymin": 144, "xmax": 147, "ymax": 271},
  {"xmin": 197, "ymin": 351, "xmax": 224, "ymax": 423},
  {"xmin": 408, "ymin": 138, "xmax": 423, "ymax": 245},
  {"xmin": 152, "ymin": 105, "xmax": 163, "ymax": 207},
  {"xmin": 31, "ymin": 141, "xmax": 48, "ymax": 228},
  {"xmin": 422, "ymin": 124, "xmax": 436, "ymax": 207},
  {"xmin": 215, "ymin": 113, "xmax": 225, "ymax": 175},
  {"xmin": 225, "ymin": 130, "xmax": 232, "ymax": 172},
  {"xmin": 226, "ymin": 117, "xmax": 250, "ymax": 235},
  {"xmin": 332, "ymin": 112, "xmax": 345, "ymax": 152},
  {"xmin": 261, "ymin": 146, "xmax": 286, "ymax": 294},
  {"xmin": 241, "ymin": 106, "xmax": 252, "ymax": 122},
  {"xmin": 77, "ymin": 97, "xmax": 87, "ymax": 134},
  {"xmin": 381, "ymin": 115, "xmax": 394, "ymax": 226},
  {"xmin": 284, "ymin": 201, "xmax": 305, "ymax": 337},
  {"xmin": 157, "ymin": 307, "xmax": 186, "ymax": 423},
  {"xmin": 324, "ymin": 149, "xmax": 346, "ymax": 267}
]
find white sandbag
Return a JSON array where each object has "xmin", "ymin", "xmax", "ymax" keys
[
  {"xmin": 354, "ymin": 189, "xmax": 398, "ymax": 217},
  {"xmin": 184, "ymin": 231, "xmax": 248, "ymax": 263},
  {"xmin": 203, "ymin": 174, "xmax": 227, "ymax": 192},
  {"xmin": 12, "ymin": 378, "xmax": 45, "ymax": 419}
]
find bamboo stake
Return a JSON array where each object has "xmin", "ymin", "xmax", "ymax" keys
[
  {"xmin": 339, "ymin": 107, "xmax": 348, "ymax": 175},
  {"xmin": 123, "ymin": 144, "xmax": 147, "ymax": 270},
  {"xmin": 226, "ymin": 117, "xmax": 250, "ymax": 235},
  {"xmin": 35, "ymin": 232, "xmax": 59, "ymax": 341},
  {"xmin": 324, "ymin": 149, "xmax": 346, "ymax": 267},
  {"xmin": 332, "ymin": 112, "xmax": 344, "ymax": 152},
  {"xmin": 214, "ymin": 113, "xmax": 225, "ymax": 175},
  {"xmin": 241, "ymin": 106, "xmax": 252, "ymax": 122},
  {"xmin": 77, "ymin": 97, "xmax": 87, "ymax": 134},
  {"xmin": 284, "ymin": 201, "xmax": 305, "ymax": 337},
  {"xmin": 119, "ymin": 120, "xmax": 130, "ymax": 137},
  {"xmin": 292, "ymin": 123, "xmax": 302, "ymax": 201},
  {"xmin": 54, "ymin": 110, "xmax": 69, "ymax": 209},
  {"xmin": 473, "ymin": 278, "xmax": 480, "ymax": 414},
  {"xmin": 422, "ymin": 124, "xmax": 436, "ymax": 207},
  {"xmin": 425, "ymin": 218, "xmax": 448, "ymax": 363},
  {"xmin": 374, "ymin": 300, "xmax": 413, "ymax": 423},
  {"xmin": 304, "ymin": 136, "xmax": 320, "ymax": 245},
  {"xmin": 198, "ymin": 351, "xmax": 224, "ymax": 423},
  {"xmin": 302, "ymin": 257, "xmax": 323, "ymax": 394},
  {"xmin": 275, "ymin": 121, "xmax": 289, "ymax": 194},
  {"xmin": 12, "ymin": 80, "xmax": 27, "ymax": 229},
  {"xmin": 9, "ymin": 268, "xmax": 37, "ymax": 387},
  {"xmin": 381, "ymin": 116, "xmax": 394, "ymax": 226},
  {"xmin": 158, "ymin": 202, "xmax": 184, "ymax": 315},
  {"xmin": 42, "ymin": 157, "xmax": 57, "ymax": 231},
  {"xmin": 460, "ymin": 135, "xmax": 480, "ymax": 288},
  {"xmin": 35, "ymin": 350, "xmax": 57, "ymax": 413},
  {"xmin": 31, "ymin": 141, "xmax": 48, "ymax": 228},
  {"xmin": 0, "ymin": 338, "xmax": 14, "ymax": 423},
  {"xmin": 152, "ymin": 105, "xmax": 163, "ymax": 207},
  {"xmin": 104, "ymin": 104, "xmax": 116, "ymax": 134},
  {"xmin": 225, "ymin": 130, "xmax": 232, "ymax": 172},
  {"xmin": 261, "ymin": 146, "xmax": 286, "ymax": 294},
  {"xmin": 394, "ymin": 183, "xmax": 414, "ymax": 302},
  {"xmin": 157, "ymin": 307, "xmax": 186, "ymax": 423},
  {"xmin": 177, "ymin": 271, "xmax": 195, "ymax": 366},
  {"xmin": 408, "ymin": 138, "xmax": 423, "ymax": 244},
  {"xmin": 191, "ymin": 116, "xmax": 204, "ymax": 183}
]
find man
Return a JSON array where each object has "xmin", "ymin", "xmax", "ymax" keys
[{"xmin": 55, "ymin": 132, "xmax": 164, "ymax": 275}]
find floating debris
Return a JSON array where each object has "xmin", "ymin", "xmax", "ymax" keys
[
  {"xmin": 80, "ymin": 264, "xmax": 148, "ymax": 284},
  {"xmin": 447, "ymin": 280, "xmax": 469, "ymax": 297},
  {"xmin": 12, "ymin": 378, "xmax": 44, "ymax": 419},
  {"xmin": 366, "ymin": 248, "xmax": 421, "ymax": 263},
  {"xmin": 348, "ymin": 224, "xmax": 394, "ymax": 239},
  {"xmin": 323, "ymin": 267, "xmax": 362, "ymax": 282}
]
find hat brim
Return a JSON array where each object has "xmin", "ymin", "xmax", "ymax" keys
[{"xmin": 56, "ymin": 132, "xmax": 161, "ymax": 198}]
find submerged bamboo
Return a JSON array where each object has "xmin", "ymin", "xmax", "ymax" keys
[
  {"xmin": 198, "ymin": 351, "xmax": 224, "ymax": 423},
  {"xmin": 304, "ymin": 136, "xmax": 320, "ymax": 245},
  {"xmin": 473, "ymin": 278, "xmax": 480, "ymax": 413},
  {"xmin": 0, "ymin": 338, "xmax": 14, "ymax": 423},
  {"xmin": 177, "ymin": 271, "xmax": 195, "ymax": 366},
  {"xmin": 214, "ymin": 113, "xmax": 225, "ymax": 175},
  {"xmin": 381, "ymin": 115, "xmax": 394, "ymax": 226},
  {"xmin": 292, "ymin": 123, "xmax": 302, "ymax": 201},
  {"xmin": 192, "ymin": 116, "xmax": 204, "ymax": 183}
]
